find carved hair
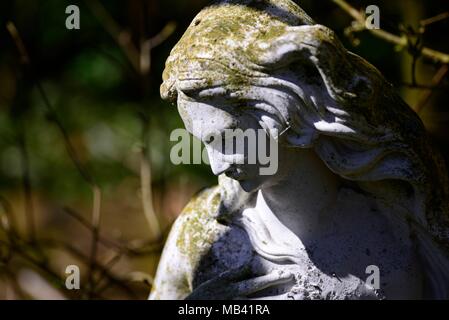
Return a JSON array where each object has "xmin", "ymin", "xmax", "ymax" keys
[{"xmin": 161, "ymin": 0, "xmax": 449, "ymax": 297}]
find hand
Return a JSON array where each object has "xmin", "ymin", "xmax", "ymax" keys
[{"xmin": 185, "ymin": 267, "xmax": 294, "ymax": 300}]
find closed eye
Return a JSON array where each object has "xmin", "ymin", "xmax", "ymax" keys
[{"xmin": 204, "ymin": 135, "xmax": 215, "ymax": 144}]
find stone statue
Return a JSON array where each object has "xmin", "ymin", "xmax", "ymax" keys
[{"xmin": 149, "ymin": 0, "xmax": 449, "ymax": 300}]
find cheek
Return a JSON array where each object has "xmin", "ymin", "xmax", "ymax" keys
[{"xmin": 177, "ymin": 101, "xmax": 193, "ymax": 128}]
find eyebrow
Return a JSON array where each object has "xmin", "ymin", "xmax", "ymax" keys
[{"xmin": 184, "ymin": 90, "xmax": 251, "ymax": 108}]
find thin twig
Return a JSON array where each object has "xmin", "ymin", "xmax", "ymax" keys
[
  {"xmin": 92, "ymin": 252, "xmax": 123, "ymax": 295},
  {"xmin": 397, "ymin": 82, "xmax": 449, "ymax": 90},
  {"xmin": 85, "ymin": 0, "xmax": 141, "ymax": 72},
  {"xmin": 140, "ymin": 119, "xmax": 162, "ymax": 241},
  {"xmin": 86, "ymin": 186, "xmax": 102, "ymax": 299},
  {"xmin": 6, "ymin": 22, "xmax": 37, "ymax": 242},
  {"xmin": 415, "ymin": 65, "xmax": 449, "ymax": 113},
  {"xmin": 36, "ymin": 82, "xmax": 96, "ymax": 186},
  {"xmin": 6, "ymin": 22, "xmax": 30, "ymax": 65},
  {"xmin": 62, "ymin": 207, "xmax": 162, "ymax": 256},
  {"xmin": 149, "ymin": 21, "xmax": 177, "ymax": 48},
  {"xmin": 420, "ymin": 12, "xmax": 449, "ymax": 29},
  {"xmin": 0, "ymin": 195, "xmax": 18, "ymax": 236},
  {"xmin": 7, "ymin": 21, "xmax": 96, "ymax": 187},
  {"xmin": 37, "ymin": 238, "xmax": 137, "ymax": 299},
  {"xmin": 17, "ymin": 132, "xmax": 36, "ymax": 242}
]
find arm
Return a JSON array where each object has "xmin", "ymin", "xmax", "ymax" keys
[
  {"xmin": 149, "ymin": 186, "xmax": 221, "ymax": 300},
  {"xmin": 148, "ymin": 213, "xmax": 191, "ymax": 300}
]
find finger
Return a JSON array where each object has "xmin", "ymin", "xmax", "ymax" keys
[
  {"xmin": 185, "ymin": 266, "xmax": 252, "ymax": 300},
  {"xmin": 218, "ymin": 265, "xmax": 252, "ymax": 281},
  {"xmin": 250, "ymin": 292, "xmax": 290, "ymax": 300},
  {"xmin": 235, "ymin": 270, "xmax": 294, "ymax": 296}
]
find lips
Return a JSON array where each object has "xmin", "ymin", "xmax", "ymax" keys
[{"xmin": 225, "ymin": 168, "xmax": 246, "ymax": 180}]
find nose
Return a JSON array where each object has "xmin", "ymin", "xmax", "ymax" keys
[{"xmin": 206, "ymin": 145, "xmax": 231, "ymax": 176}]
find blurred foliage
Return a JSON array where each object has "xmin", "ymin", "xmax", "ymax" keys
[{"xmin": 0, "ymin": 0, "xmax": 448, "ymax": 299}]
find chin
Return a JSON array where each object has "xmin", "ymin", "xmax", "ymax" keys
[{"xmin": 238, "ymin": 179, "xmax": 262, "ymax": 193}]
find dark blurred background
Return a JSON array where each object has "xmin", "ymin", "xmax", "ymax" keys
[{"xmin": 0, "ymin": 0, "xmax": 448, "ymax": 299}]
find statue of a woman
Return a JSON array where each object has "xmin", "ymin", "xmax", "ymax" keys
[{"xmin": 150, "ymin": 0, "xmax": 449, "ymax": 299}]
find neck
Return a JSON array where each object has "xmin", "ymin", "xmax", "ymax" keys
[{"xmin": 257, "ymin": 148, "xmax": 340, "ymax": 243}]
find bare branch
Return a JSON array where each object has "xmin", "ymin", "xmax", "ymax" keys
[
  {"xmin": 140, "ymin": 122, "xmax": 162, "ymax": 241},
  {"xmin": 86, "ymin": 186, "xmax": 102, "ymax": 298},
  {"xmin": 415, "ymin": 65, "xmax": 449, "ymax": 113},
  {"xmin": 149, "ymin": 21, "xmax": 177, "ymax": 49},
  {"xmin": 331, "ymin": 0, "xmax": 449, "ymax": 64},
  {"xmin": 420, "ymin": 12, "xmax": 449, "ymax": 29},
  {"xmin": 17, "ymin": 133, "xmax": 36, "ymax": 242},
  {"xmin": 85, "ymin": 0, "xmax": 141, "ymax": 72},
  {"xmin": 62, "ymin": 206, "xmax": 162, "ymax": 256},
  {"xmin": 5, "ymin": 22, "xmax": 30, "ymax": 65}
]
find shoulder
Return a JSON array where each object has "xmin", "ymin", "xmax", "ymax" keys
[
  {"xmin": 149, "ymin": 185, "xmax": 226, "ymax": 299},
  {"xmin": 175, "ymin": 185, "xmax": 226, "ymax": 264}
]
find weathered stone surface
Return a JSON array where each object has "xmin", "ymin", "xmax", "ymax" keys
[{"xmin": 150, "ymin": 0, "xmax": 449, "ymax": 300}]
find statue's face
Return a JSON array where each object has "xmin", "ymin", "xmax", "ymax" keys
[{"xmin": 177, "ymin": 93, "xmax": 280, "ymax": 192}]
